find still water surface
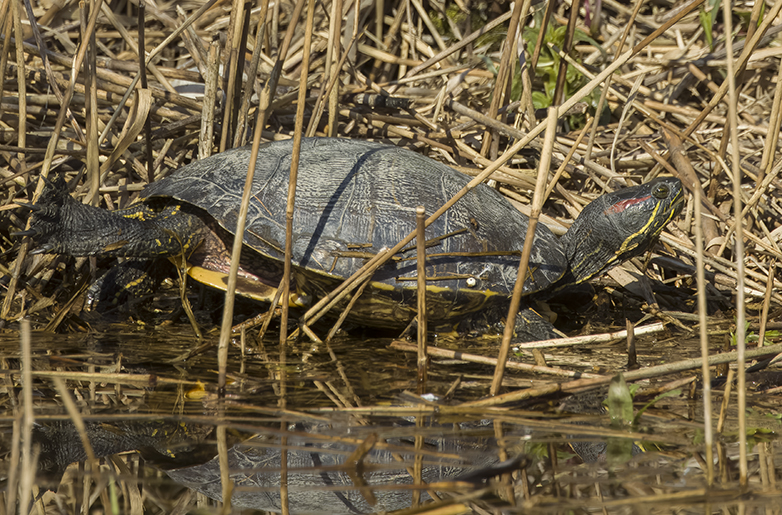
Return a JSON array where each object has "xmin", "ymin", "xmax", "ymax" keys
[{"xmin": 1, "ymin": 324, "xmax": 781, "ymax": 514}]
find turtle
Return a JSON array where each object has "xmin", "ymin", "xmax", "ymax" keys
[
  {"xmin": 18, "ymin": 137, "xmax": 684, "ymax": 335},
  {"xmin": 30, "ymin": 417, "xmax": 510, "ymax": 513}
]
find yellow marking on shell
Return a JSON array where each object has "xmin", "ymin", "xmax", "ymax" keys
[{"xmin": 370, "ymin": 277, "xmax": 502, "ymax": 298}]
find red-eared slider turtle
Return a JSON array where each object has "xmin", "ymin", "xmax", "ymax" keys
[
  {"xmin": 19, "ymin": 138, "xmax": 684, "ymax": 334},
  {"xmin": 30, "ymin": 417, "xmax": 510, "ymax": 513},
  {"xmin": 30, "ymin": 417, "xmax": 513, "ymax": 513}
]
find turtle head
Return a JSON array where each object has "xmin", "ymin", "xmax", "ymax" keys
[{"xmin": 562, "ymin": 176, "xmax": 684, "ymax": 285}]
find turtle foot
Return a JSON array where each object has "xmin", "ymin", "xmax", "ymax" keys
[
  {"xmin": 15, "ymin": 175, "xmax": 80, "ymax": 255},
  {"xmin": 512, "ymin": 308, "xmax": 561, "ymax": 343}
]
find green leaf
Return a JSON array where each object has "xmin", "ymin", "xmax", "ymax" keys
[
  {"xmin": 700, "ymin": 9, "xmax": 714, "ymax": 49},
  {"xmin": 531, "ymin": 91, "xmax": 551, "ymax": 109}
]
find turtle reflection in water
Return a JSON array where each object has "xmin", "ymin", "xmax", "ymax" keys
[
  {"xmin": 29, "ymin": 418, "xmax": 519, "ymax": 513},
  {"xmin": 19, "ymin": 138, "xmax": 684, "ymax": 336}
]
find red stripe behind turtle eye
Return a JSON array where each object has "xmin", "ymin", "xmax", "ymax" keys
[{"xmin": 604, "ymin": 194, "xmax": 652, "ymax": 215}]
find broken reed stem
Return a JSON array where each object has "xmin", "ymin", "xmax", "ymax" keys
[
  {"xmin": 0, "ymin": 0, "xmax": 10, "ymax": 123},
  {"xmin": 404, "ymin": 10, "xmax": 511, "ymax": 79},
  {"xmin": 515, "ymin": 322, "xmax": 665, "ymax": 349},
  {"xmin": 529, "ymin": 0, "xmax": 553, "ymax": 70},
  {"xmin": 235, "ymin": 0, "xmax": 271, "ymax": 147},
  {"xmin": 218, "ymin": 0, "xmax": 243, "ymax": 152},
  {"xmin": 234, "ymin": 4, "xmax": 253, "ymax": 143},
  {"xmin": 307, "ymin": 32, "xmax": 360, "ymax": 138},
  {"xmin": 85, "ymin": 0, "xmax": 99, "ymax": 203},
  {"xmin": 280, "ymin": 0, "xmax": 314, "ymax": 345},
  {"xmin": 19, "ymin": 319, "xmax": 33, "ymax": 512},
  {"xmin": 216, "ymin": 3, "xmax": 257, "ymax": 509},
  {"xmin": 278, "ymin": 7, "xmax": 314, "ymax": 511},
  {"xmin": 543, "ymin": 116, "xmax": 591, "ymax": 201},
  {"xmin": 257, "ymin": 0, "xmax": 306, "ymax": 132},
  {"xmin": 13, "ymin": 0, "xmax": 26, "ymax": 177},
  {"xmin": 758, "ymin": 262, "xmax": 776, "ymax": 347},
  {"xmin": 25, "ymin": 0, "xmax": 83, "ymax": 143},
  {"xmin": 137, "ymin": 0, "xmax": 154, "ymax": 182},
  {"xmin": 723, "ymin": 0, "xmax": 747, "ymax": 486},
  {"xmin": 765, "ymin": 67, "xmax": 782, "ymax": 179},
  {"xmin": 415, "ymin": 206, "xmax": 428, "ymax": 395},
  {"xmin": 199, "ymin": 36, "xmax": 221, "ymax": 159},
  {"xmin": 326, "ymin": 0, "xmax": 342, "ymax": 136},
  {"xmin": 626, "ymin": 320, "xmax": 637, "ymax": 369},
  {"xmin": 760, "ymin": 56, "xmax": 782, "ymax": 176},
  {"xmin": 279, "ymin": 5, "xmax": 316, "ymax": 515},
  {"xmin": 717, "ymin": 368, "xmax": 735, "ymax": 434},
  {"xmin": 694, "ymin": 187, "xmax": 714, "ymax": 486},
  {"xmin": 490, "ymin": 109, "xmax": 557, "ymax": 396},
  {"xmin": 216, "ymin": 84, "xmax": 261, "ymax": 389}
]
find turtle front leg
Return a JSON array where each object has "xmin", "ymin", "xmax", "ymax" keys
[{"xmin": 15, "ymin": 177, "xmax": 206, "ymax": 258}]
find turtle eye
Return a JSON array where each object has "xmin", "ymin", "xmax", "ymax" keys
[{"xmin": 653, "ymin": 184, "xmax": 669, "ymax": 200}]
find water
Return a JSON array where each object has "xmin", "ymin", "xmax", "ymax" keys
[{"xmin": 0, "ymin": 323, "xmax": 780, "ymax": 514}]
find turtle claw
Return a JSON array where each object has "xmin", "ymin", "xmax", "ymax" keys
[
  {"xmin": 30, "ymin": 243, "xmax": 55, "ymax": 255},
  {"xmin": 15, "ymin": 202, "xmax": 40, "ymax": 212},
  {"xmin": 11, "ymin": 229, "xmax": 38, "ymax": 237}
]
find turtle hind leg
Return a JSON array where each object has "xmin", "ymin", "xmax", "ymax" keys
[{"xmin": 17, "ymin": 176, "xmax": 206, "ymax": 258}]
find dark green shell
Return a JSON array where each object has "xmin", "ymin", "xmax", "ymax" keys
[{"xmin": 141, "ymin": 138, "xmax": 566, "ymax": 325}]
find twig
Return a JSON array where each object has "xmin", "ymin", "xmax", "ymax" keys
[
  {"xmin": 415, "ymin": 206, "xmax": 428, "ymax": 394},
  {"xmin": 490, "ymin": 109, "xmax": 557, "ymax": 396},
  {"xmin": 389, "ymin": 341, "xmax": 604, "ymax": 379}
]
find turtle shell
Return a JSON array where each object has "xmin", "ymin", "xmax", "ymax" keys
[{"xmin": 141, "ymin": 138, "xmax": 566, "ymax": 326}]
